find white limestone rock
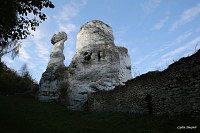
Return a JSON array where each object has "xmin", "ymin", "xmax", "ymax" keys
[
  {"xmin": 48, "ymin": 32, "xmax": 67, "ymax": 70},
  {"xmin": 51, "ymin": 32, "xmax": 67, "ymax": 44},
  {"xmin": 38, "ymin": 32, "xmax": 67, "ymax": 101},
  {"xmin": 66, "ymin": 20, "xmax": 132, "ymax": 110},
  {"xmin": 38, "ymin": 20, "xmax": 132, "ymax": 110},
  {"xmin": 67, "ymin": 44, "xmax": 121, "ymax": 110},
  {"xmin": 117, "ymin": 47, "xmax": 132, "ymax": 84},
  {"xmin": 76, "ymin": 20, "xmax": 114, "ymax": 53}
]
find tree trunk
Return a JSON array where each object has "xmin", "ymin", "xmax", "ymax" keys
[{"xmin": 0, "ymin": 53, "xmax": 3, "ymax": 62}]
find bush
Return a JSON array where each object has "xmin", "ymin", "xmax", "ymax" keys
[{"xmin": 0, "ymin": 62, "xmax": 38, "ymax": 96}]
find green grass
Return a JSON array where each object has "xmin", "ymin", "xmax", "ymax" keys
[{"xmin": 0, "ymin": 95, "xmax": 199, "ymax": 133}]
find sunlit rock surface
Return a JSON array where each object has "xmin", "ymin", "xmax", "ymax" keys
[
  {"xmin": 66, "ymin": 20, "xmax": 132, "ymax": 110},
  {"xmin": 48, "ymin": 32, "xmax": 67, "ymax": 69},
  {"xmin": 38, "ymin": 32, "xmax": 67, "ymax": 101},
  {"xmin": 76, "ymin": 20, "xmax": 114, "ymax": 53},
  {"xmin": 38, "ymin": 20, "xmax": 132, "ymax": 110}
]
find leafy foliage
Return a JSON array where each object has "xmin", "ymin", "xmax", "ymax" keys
[
  {"xmin": 0, "ymin": 62, "xmax": 38, "ymax": 95},
  {"xmin": 0, "ymin": 40, "xmax": 21, "ymax": 62},
  {"xmin": 0, "ymin": 0, "xmax": 54, "ymax": 56}
]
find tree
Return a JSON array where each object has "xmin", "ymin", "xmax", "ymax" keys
[
  {"xmin": 20, "ymin": 63, "xmax": 29, "ymax": 76},
  {"xmin": 0, "ymin": 0, "xmax": 54, "ymax": 61},
  {"xmin": 0, "ymin": 40, "xmax": 21, "ymax": 62},
  {"xmin": 0, "ymin": 62, "xmax": 38, "ymax": 95}
]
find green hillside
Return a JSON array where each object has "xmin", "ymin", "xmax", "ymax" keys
[{"xmin": 0, "ymin": 95, "xmax": 199, "ymax": 133}]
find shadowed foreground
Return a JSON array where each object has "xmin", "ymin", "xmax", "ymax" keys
[{"xmin": 0, "ymin": 95, "xmax": 199, "ymax": 133}]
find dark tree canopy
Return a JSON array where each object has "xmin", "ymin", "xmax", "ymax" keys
[{"xmin": 0, "ymin": 0, "xmax": 54, "ymax": 56}]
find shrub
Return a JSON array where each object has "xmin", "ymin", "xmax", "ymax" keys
[{"xmin": 0, "ymin": 62, "xmax": 38, "ymax": 96}]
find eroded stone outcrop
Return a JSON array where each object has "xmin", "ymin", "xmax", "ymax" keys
[
  {"xmin": 66, "ymin": 20, "xmax": 132, "ymax": 110},
  {"xmin": 76, "ymin": 20, "xmax": 114, "ymax": 52},
  {"xmin": 38, "ymin": 20, "xmax": 132, "ymax": 110},
  {"xmin": 38, "ymin": 32, "xmax": 67, "ymax": 101},
  {"xmin": 48, "ymin": 32, "xmax": 67, "ymax": 69},
  {"xmin": 38, "ymin": 20, "xmax": 199, "ymax": 116}
]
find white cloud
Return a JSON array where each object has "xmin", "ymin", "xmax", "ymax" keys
[
  {"xmin": 30, "ymin": 27, "xmax": 51, "ymax": 63},
  {"xmin": 19, "ymin": 47, "xmax": 30, "ymax": 62},
  {"xmin": 133, "ymin": 32, "xmax": 193, "ymax": 65},
  {"xmin": 17, "ymin": 40, "xmax": 33, "ymax": 62},
  {"xmin": 65, "ymin": 47, "xmax": 75, "ymax": 61},
  {"xmin": 27, "ymin": 62, "xmax": 36, "ymax": 69},
  {"xmin": 35, "ymin": 42, "xmax": 50, "ymax": 63},
  {"xmin": 162, "ymin": 36, "xmax": 200, "ymax": 59},
  {"xmin": 58, "ymin": 23, "xmax": 78, "ymax": 34},
  {"xmin": 2, "ymin": 57, "xmax": 14, "ymax": 64},
  {"xmin": 131, "ymin": 47, "xmax": 138, "ymax": 53},
  {"xmin": 169, "ymin": 3, "xmax": 200, "ymax": 31},
  {"xmin": 81, "ymin": 0, "xmax": 87, "ymax": 6},
  {"xmin": 115, "ymin": 38, "xmax": 129, "ymax": 47},
  {"xmin": 54, "ymin": 0, "xmax": 87, "ymax": 34},
  {"xmin": 195, "ymin": 27, "xmax": 200, "ymax": 33},
  {"xmin": 29, "ymin": 25, "xmax": 51, "ymax": 63},
  {"xmin": 161, "ymin": 46, "xmax": 188, "ymax": 59},
  {"xmin": 141, "ymin": 0, "xmax": 161, "ymax": 15},
  {"xmin": 31, "ymin": 29, "xmax": 45, "ymax": 40},
  {"xmin": 182, "ymin": 51, "xmax": 194, "ymax": 57},
  {"xmin": 132, "ymin": 46, "xmax": 169, "ymax": 65},
  {"xmin": 168, "ymin": 31, "xmax": 192, "ymax": 46},
  {"xmin": 155, "ymin": 31, "xmax": 193, "ymax": 53},
  {"xmin": 56, "ymin": 4, "xmax": 78, "ymax": 22},
  {"xmin": 133, "ymin": 53, "xmax": 152, "ymax": 65},
  {"xmin": 64, "ymin": 37, "xmax": 75, "ymax": 64},
  {"xmin": 115, "ymin": 27, "xmax": 127, "ymax": 37},
  {"xmin": 154, "ymin": 57, "xmax": 172, "ymax": 69},
  {"xmin": 152, "ymin": 16, "xmax": 169, "ymax": 30}
]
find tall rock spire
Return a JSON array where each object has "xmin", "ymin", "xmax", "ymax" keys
[
  {"xmin": 38, "ymin": 32, "xmax": 67, "ymax": 101},
  {"xmin": 48, "ymin": 32, "xmax": 67, "ymax": 69}
]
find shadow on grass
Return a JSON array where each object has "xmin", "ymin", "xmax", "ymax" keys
[{"xmin": 0, "ymin": 95, "xmax": 199, "ymax": 133}]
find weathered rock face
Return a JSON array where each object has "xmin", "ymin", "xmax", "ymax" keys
[
  {"xmin": 117, "ymin": 47, "xmax": 132, "ymax": 84},
  {"xmin": 38, "ymin": 32, "xmax": 67, "ymax": 101},
  {"xmin": 76, "ymin": 20, "xmax": 114, "ymax": 53},
  {"xmin": 38, "ymin": 20, "xmax": 132, "ymax": 110},
  {"xmin": 48, "ymin": 32, "xmax": 67, "ymax": 70},
  {"xmin": 66, "ymin": 20, "xmax": 132, "ymax": 110}
]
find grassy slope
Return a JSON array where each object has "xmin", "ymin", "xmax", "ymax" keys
[{"xmin": 0, "ymin": 96, "xmax": 199, "ymax": 133}]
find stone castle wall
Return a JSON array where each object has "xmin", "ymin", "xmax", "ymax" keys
[{"xmin": 88, "ymin": 50, "xmax": 200, "ymax": 116}]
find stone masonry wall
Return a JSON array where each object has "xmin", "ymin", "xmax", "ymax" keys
[{"xmin": 88, "ymin": 50, "xmax": 200, "ymax": 116}]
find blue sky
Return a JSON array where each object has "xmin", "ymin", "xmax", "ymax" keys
[{"xmin": 2, "ymin": 0, "xmax": 200, "ymax": 82}]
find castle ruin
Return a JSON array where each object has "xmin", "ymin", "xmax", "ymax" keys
[{"xmin": 38, "ymin": 20, "xmax": 132, "ymax": 110}]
